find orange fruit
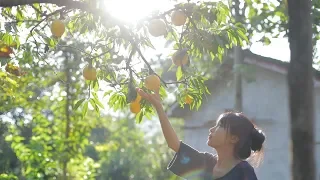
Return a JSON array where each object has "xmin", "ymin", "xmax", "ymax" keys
[
  {"xmin": 144, "ymin": 74, "xmax": 161, "ymax": 91},
  {"xmin": 185, "ymin": 95, "xmax": 193, "ymax": 104},
  {"xmin": 5, "ymin": 63, "xmax": 25, "ymax": 76},
  {"xmin": 148, "ymin": 19, "xmax": 167, "ymax": 37},
  {"xmin": 130, "ymin": 102, "xmax": 141, "ymax": 114},
  {"xmin": 83, "ymin": 66, "xmax": 97, "ymax": 81},
  {"xmin": 171, "ymin": 10, "xmax": 187, "ymax": 26},
  {"xmin": 134, "ymin": 93, "xmax": 142, "ymax": 103},
  {"xmin": 172, "ymin": 49, "xmax": 189, "ymax": 66},
  {"xmin": 51, "ymin": 20, "xmax": 65, "ymax": 37},
  {"xmin": 0, "ymin": 46, "xmax": 13, "ymax": 58}
]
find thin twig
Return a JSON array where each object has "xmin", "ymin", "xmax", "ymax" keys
[
  {"xmin": 139, "ymin": 7, "xmax": 178, "ymax": 23},
  {"xmin": 165, "ymin": 80, "xmax": 188, "ymax": 85},
  {"xmin": 185, "ymin": 13, "xmax": 206, "ymax": 41},
  {"xmin": 7, "ymin": 20, "xmax": 42, "ymax": 24},
  {"xmin": 57, "ymin": 45, "xmax": 95, "ymax": 57},
  {"xmin": 31, "ymin": 4, "xmax": 43, "ymax": 15},
  {"xmin": 90, "ymin": 42, "xmax": 115, "ymax": 60}
]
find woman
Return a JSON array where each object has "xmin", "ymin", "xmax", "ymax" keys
[{"xmin": 136, "ymin": 87, "xmax": 266, "ymax": 180}]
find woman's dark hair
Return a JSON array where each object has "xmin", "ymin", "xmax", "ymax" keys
[{"xmin": 217, "ymin": 111, "xmax": 266, "ymax": 167}]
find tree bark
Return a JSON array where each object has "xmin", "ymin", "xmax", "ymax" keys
[
  {"xmin": 233, "ymin": 0, "xmax": 243, "ymax": 112},
  {"xmin": 63, "ymin": 52, "xmax": 71, "ymax": 180},
  {"xmin": 287, "ymin": 0, "xmax": 315, "ymax": 179},
  {"xmin": 234, "ymin": 47, "xmax": 243, "ymax": 111}
]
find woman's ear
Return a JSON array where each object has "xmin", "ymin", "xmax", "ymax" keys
[{"xmin": 230, "ymin": 135, "xmax": 239, "ymax": 144}]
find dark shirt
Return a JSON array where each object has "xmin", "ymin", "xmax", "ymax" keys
[{"xmin": 167, "ymin": 141, "xmax": 258, "ymax": 180}]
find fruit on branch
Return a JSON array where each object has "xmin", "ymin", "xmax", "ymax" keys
[
  {"xmin": 130, "ymin": 101, "xmax": 141, "ymax": 114},
  {"xmin": 51, "ymin": 20, "xmax": 65, "ymax": 37},
  {"xmin": 172, "ymin": 49, "xmax": 189, "ymax": 66},
  {"xmin": 83, "ymin": 65, "xmax": 97, "ymax": 81},
  {"xmin": 134, "ymin": 93, "xmax": 142, "ymax": 103},
  {"xmin": 144, "ymin": 74, "xmax": 160, "ymax": 91},
  {"xmin": 171, "ymin": 10, "xmax": 187, "ymax": 26},
  {"xmin": 0, "ymin": 45, "xmax": 13, "ymax": 58},
  {"xmin": 5, "ymin": 63, "xmax": 25, "ymax": 76},
  {"xmin": 185, "ymin": 95, "xmax": 193, "ymax": 104},
  {"xmin": 147, "ymin": 19, "xmax": 167, "ymax": 37}
]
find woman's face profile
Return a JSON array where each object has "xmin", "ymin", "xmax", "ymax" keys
[
  {"xmin": 207, "ymin": 123, "xmax": 228, "ymax": 148},
  {"xmin": 207, "ymin": 117, "xmax": 238, "ymax": 148}
]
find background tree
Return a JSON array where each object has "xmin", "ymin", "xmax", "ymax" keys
[{"xmin": 287, "ymin": 0, "xmax": 315, "ymax": 179}]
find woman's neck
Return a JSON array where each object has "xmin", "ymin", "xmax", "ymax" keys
[{"xmin": 215, "ymin": 147, "xmax": 240, "ymax": 168}]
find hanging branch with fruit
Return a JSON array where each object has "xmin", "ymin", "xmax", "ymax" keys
[{"xmin": 0, "ymin": 0, "xmax": 248, "ymax": 122}]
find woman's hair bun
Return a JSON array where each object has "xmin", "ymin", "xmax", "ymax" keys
[{"xmin": 251, "ymin": 128, "xmax": 265, "ymax": 152}]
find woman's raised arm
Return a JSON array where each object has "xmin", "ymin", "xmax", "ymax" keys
[{"xmin": 136, "ymin": 88, "xmax": 180, "ymax": 152}]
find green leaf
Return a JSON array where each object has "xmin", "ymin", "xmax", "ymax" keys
[
  {"xmin": 167, "ymin": 63, "xmax": 175, "ymax": 72},
  {"xmin": 13, "ymin": 36, "xmax": 20, "ymax": 48},
  {"xmin": 92, "ymin": 97, "xmax": 104, "ymax": 109},
  {"xmin": 13, "ymin": 136, "xmax": 24, "ymax": 142},
  {"xmin": 92, "ymin": 80, "xmax": 99, "ymax": 92},
  {"xmin": 176, "ymin": 66, "xmax": 183, "ymax": 81},
  {"xmin": 82, "ymin": 101, "xmax": 88, "ymax": 118},
  {"xmin": 92, "ymin": 92, "xmax": 99, "ymax": 100},
  {"xmin": 16, "ymin": 8, "xmax": 24, "ymax": 22},
  {"xmin": 262, "ymin": 36, "xmax": 271, "ymax": 45},
  {"xmin": 136, "ymin": 110, "xmax": 144, "ymax": 123},
  {"xmin": 5, "ymin": 135, "xmax": 13, "ymax": 142},
  {"xmin": 236, "ymin": 28, "xmax": 249, "ymax": 43},
  {"xmin": 33, "ymin": 3, "xmax": 40, "ymax": 9},
  {"xmin": 45, "ymin": 37, "xmax": 57, "ymax": 48},
  {"xmin": 2, "ymin": 33, "xmax": 13, "ymax": 45},
  {"xmin": 74, "ymin": 98, "xmax": 86, "ymax": 110},
  {"xmin": 89, "ymin": 98, "xmax": 100, "ymax": 114},
  {"xmin": 103, "ymin": 90, "xmax": 113, "ymax": 97}
]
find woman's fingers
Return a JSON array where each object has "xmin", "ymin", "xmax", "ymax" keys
[{"xmin": 136, "ymin": 88, "xmax": 151, "ymax": 101}]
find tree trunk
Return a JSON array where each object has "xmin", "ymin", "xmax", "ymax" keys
[
  {"xmin": 63, "ymin": 52, "xmax": 71, "ymax": 180},
  {"xmin": 287, "ymin": 0, "xmax": 315, "ymax": 179},
  {"xmin": 233, "ymin": 0, "xmax": 243, "ymax": 112},
  {"xmin": 234, "ymin": 47, "xmax": 243, "ymax": 111}
]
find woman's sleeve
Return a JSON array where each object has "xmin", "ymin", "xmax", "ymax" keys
[{"xmin": 167, "ymin": 141, "xmax": 213, "ymax": 178}]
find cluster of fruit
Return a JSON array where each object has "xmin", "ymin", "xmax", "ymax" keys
[
  {"xmin": 0, "ymin": 44, "xmax": 25, "ymax": 76},
  {"xmin": 129, "ymin": 74, "xmax": 160, "ymax": 114},
  {"xmin": 51, "ymin": 19, "xmax": 97, "ymax": 81},
  {"xmin": 148, "ymin": 10, "xmax": 189, "ymax": 66},
  {"xmin": 49, "ymin": 11, "xmax": 193, "ymax": 114},
  {"xmin": 4, "ymin": 63, "xmax": 26, "ymax": 76},
  {"xmin": 128, "ymin": 73, "xmax": 193, "ymax": 114},
  {"xmin": 147, "ymin": 10, "xmax": 187, "ymax": 37}
]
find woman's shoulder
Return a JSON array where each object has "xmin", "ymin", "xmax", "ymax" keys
[
  {"xmin": 236, "ymin": 161, "xmax": 258, "ymax": 180},
  {"xmin": 238, "ymin": 161, "xmax": 255, "ymax": 171}
]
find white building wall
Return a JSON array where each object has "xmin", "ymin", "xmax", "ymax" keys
[{"xmin": 180, "ymin": 65, "xmax": 320, "ymax": 180}]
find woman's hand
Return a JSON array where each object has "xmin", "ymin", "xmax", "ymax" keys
[{"xmin": 136, "ymin": 87, "xmax": 162, "ymax": 109}]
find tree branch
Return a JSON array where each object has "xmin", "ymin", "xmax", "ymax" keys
[
  {"xmin": 2, "ymin": 0, "xmax": 188, "ymax": 89},
  {"xmin": 0, "ymin": 0, "xmax": 87, "ymax": 10}
]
